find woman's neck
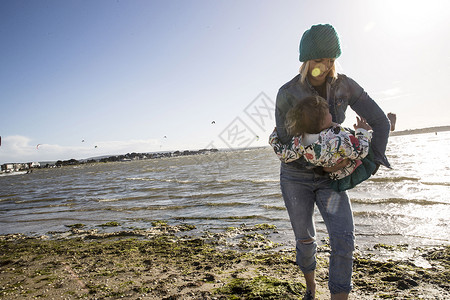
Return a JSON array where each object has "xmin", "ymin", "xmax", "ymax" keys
[
  {"xmin": 308, "ymin": 75, "xmax": 327, "ymax": 87},
  {"xmin": 312, "ymin": 80, "xmax": 327, "ymax": 99}
]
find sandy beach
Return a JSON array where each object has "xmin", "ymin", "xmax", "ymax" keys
[{"xmin": 0, "ymin": 223, "xmax": 448, "ymax": 299}]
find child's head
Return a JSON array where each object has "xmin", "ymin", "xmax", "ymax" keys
[{"xmin": 285, "ymin": 95, "xmax": 331, "ymax": 136}]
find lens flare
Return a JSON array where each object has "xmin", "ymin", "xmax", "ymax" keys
[
  {"xmin": 311, "ymin": 67, "xmax": 321, "ymax": 77},
  {"xmin": 311, "ymin": 63, "xmax": 328, "ymax": 78}
]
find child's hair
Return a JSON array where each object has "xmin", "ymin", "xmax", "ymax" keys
[{"xmin": 285, "ymin": 95, "xmax": 329, "ymax": 136}]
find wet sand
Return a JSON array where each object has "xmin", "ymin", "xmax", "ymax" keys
[{"xmin": 1, "ymin": 223, "xmax": 449, "ymax": 299}]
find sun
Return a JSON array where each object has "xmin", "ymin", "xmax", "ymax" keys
[{"xmin": 373, "ymin": 0, "xmax": 448, "ymax": 34}]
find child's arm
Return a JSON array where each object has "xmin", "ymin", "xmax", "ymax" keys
[
  {"xmin": 351, "ymin": 128, "xmax": 371, "ymax": 159},
  {"xmin": 268, "ymin": 128, "xmax": 302, "ymax": 163},
  {"xmin": 342, "ymin": 116, "xmax": 372, "ymax": 160}
]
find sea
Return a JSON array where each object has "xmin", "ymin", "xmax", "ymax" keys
[{"xmin": 1, "ymin": 131, "xmax": 449, "ymax": 253}]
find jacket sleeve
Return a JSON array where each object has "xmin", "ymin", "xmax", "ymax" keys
[
  {"xmin": 268, "ymin": 128, "xmax": 302, "ymax": 163},
  {"xmin": 275, "ymin": 88, "xmax": 293, "ymax": 144},
  {"xmin": 345, "ymin": 76, "xmax": 391, "ymax": 168}
]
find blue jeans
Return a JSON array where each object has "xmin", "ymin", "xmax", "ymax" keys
[{"xmin": 280, "ymin": 162, "xmax": 355, "ymax": 294}]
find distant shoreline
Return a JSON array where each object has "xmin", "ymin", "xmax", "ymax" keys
[
  {"xmin": 389, "ymin": 125, "xmax": 450, "ymax": 136},
  {"xmin": 1, "ymin": 148, "xmax": 221, "ymax": 170}
]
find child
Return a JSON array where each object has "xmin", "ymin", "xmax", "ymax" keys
[{"xmin": 269, "ymin": 95, "xmax": 376, "ymax": 191}]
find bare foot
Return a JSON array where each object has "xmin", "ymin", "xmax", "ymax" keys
[{"xmin": 387, "ymin": 113, "xmax": 396, "ymax": 131}]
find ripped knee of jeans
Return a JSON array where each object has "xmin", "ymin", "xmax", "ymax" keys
[
  {"xmin": 298, "ymin": 237, "xmax": 315, "ymax": 245},
  {"xmin": 296, "ymin": 237, "xmax": 317, "ymax": 257}
]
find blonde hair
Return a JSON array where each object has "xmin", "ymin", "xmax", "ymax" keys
[
  {"xmin": 299, "ymin": 61, "xmax": 338, "ymax": 84},
  {"xmin": 285, "ymin": 96, "xmax": 329, "ymax": 136}
]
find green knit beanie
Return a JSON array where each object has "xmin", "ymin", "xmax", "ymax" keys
[{"xmin": 299, "ymin": 24, "xmax": 341, "ymax": 62}]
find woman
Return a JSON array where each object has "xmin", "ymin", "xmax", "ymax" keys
[{"xmin": 273, "ymin": 24, "xmax": 390, "ymax": 300}]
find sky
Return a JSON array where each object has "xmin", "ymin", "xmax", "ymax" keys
[{"xmin": 1, "ymin": 0, "xmax": 449, "ymax": 164}]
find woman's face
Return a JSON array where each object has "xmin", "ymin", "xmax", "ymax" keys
[{"xmin": 308, "ymin": 58, "xmax": 335, "ymax": 86}]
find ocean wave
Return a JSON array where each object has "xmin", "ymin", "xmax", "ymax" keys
[
  {"xmin": 0, "ymin": 203, "xmax": 74, "ymax": 212},
  {"xmin": 352, "ymin": 211, "xmax": 423, "ymax": 220},
  {"xmin": 127, "ymin": 177, "xmax": 204, "ymax": 185},
  {"xmin": 421, "ymin": 181, "xmax": 450, "ymax": 187},
  {"xmin": 96, "ymin": 192, "xmax": 243, "ymax": 202},
  {"xmin": 260, "ymin": 204, "xmax": 286, "ymax": 211},
  {"xmin": 368, "ymin": 176, "xmax": 420, "ymax": 183},
  {"xmin": 352, "ymin": 211, "xmax": 393, "ymax": 217},
  {"xmin": 97, "ymin": 195, "xmax": 166, "ymax": 202},
  {"xmin": 216, "ymin": 179, "xmax": 279, "ymax": 184},
  {"xmin": 13, "ymin": 197, "xmax": 67, "ymax": 204},
  {"xmin": 97, "ymin": 198, "xmax": 123, "ymax": 202},
  {"xmin": 126, "ymin": 177, "xmax": 162, "ymax": 182},
  {"xmin": 3, "ymin": 207, "xmax": 80, "ymax": 215},
  {"xmin": 0, "ymin": 217, "xmax": 91, "ymax": 223},
  {"xmin": 0, "ymin": 197, "xmax": 20, "ymax": 203},
  {"xmin": 141, "ymin": 168, "xmax": 167, "ymax": 173},
  {"xmin": 351, "ymin": 198, "xmax": 448, "ymax": 205},
  {"xmin": 133, "ymin": 187, "xmax": 169, "ymax": 192},
  {"xmin": 107, "ymin": 202, "xmax": 254, "ymax": 211},
  {"xmin": 204, "ymin": 202, "xmax": 252, "ymax": 207},
  {"xmin": 0, "ymin": 193, "xmax": 18, "ymax": 199},
  {"xmin": 2, "ymin": 204, "xmax": 196, "ymax": 214},
  {"xmin": 104, "ymin": 205, "xmax": 197, "ymax": 211},
  {"xmin": 57, "ymin": 186, "xmax": 87, "ymax": 192},
  {"xmin": 188, "ymin": 193, "xmax": 240, "ymax": 200},
  {"xmin": 174, "ymin": 215, "xmax": 285, "ymax": 221},
  {"xmin": 164, "ymin": 192, "xmax": 241, "ymax": 201},
  {"xmin": 262, "ymin": 193, "xmax": 283, "ymax": 199},
  {"xmin": 125, "ymin": 177, "xmax": 279, "ymax": 187}
]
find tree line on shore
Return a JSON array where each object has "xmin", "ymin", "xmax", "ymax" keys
[{"xmin": 53, "ymin": 148, "xmax": 219, "ymax": 167}]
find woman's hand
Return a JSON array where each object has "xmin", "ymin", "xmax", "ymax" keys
[
  {"xmin": 323, "ymin": 158, "xmax": 350, "ymax": 173},
  {"xmin": 353, "ymin": 116, "xmax": 372, "ymax": 131}
]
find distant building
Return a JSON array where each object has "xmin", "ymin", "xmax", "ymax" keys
[
  {"xmin": 1, "ymin": 162, "xmax": 40, "ymax": 172},
  {"xmin": 1, "ymin": 163, "xmax": 15, "ymax": 172},
  {"xmin": 30, "ymin": 162, "xmax": 40, "ymax": 168}
]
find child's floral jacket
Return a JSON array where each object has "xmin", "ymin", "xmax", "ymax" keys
[{"xmin": 269, "ymin": 124, "xmax": 372, "ymax": 180}]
